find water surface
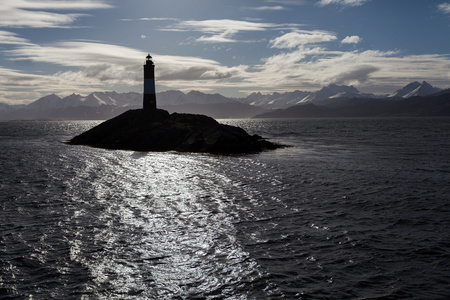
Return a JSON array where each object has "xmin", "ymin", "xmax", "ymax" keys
[{"xmin": 1, "ymin": 118, "xmax": 449, "ymax": 299}]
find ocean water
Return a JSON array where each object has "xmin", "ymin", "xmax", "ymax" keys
[{"xmin": 0, "ymin": 117, "xmax": 449, "ymax": 299}]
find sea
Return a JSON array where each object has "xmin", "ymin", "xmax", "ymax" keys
[{"xmin": 0, "ymin": 117, "xmax": 449, "ymax": 299}]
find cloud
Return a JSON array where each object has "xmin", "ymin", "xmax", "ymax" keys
[
  {"xmin": 0, "ymin": 0, "xmax": 111, "ymax": 28},
  {"xmin": 317, "ymin": 0, "xmax": 370, "ymax": 7},
  {"xmin": 0, "ymin": 65, "xmax": 103, "ymax": 103},
  {"xmin": 262, "ymin": 46, "xmax": 325, "ymax": 66},
  {"xmin": 341, "ymin": 35, "xmax": 362, "ymax": 44},
  {"xmin": 196, "ymin": 33, "xmax": 236, "ymax": 43},
  {"xmin": 6, "ymin": 41, "xmax": 145, "ymax": 67},
  {"xmin": 270, "ymin": 31, "xmax": 337, "ymax": 49},
  {"xmin": 438, "ymin": 3, "xmax": 450, "ymax": 14},
  {"xmin": 121, "ymin": 17, "xmax": 179, "ymax": 22},
  {"xmin": 249, "ymin": 47, "xmax": 450, "ymax": 93},
  {"xmin": 3, "ymin": 38, "xmax": 450, "ymax": 103},
  {"xmin": 265, "ymin": 0, "xmax": 306, "ymax": 5},
  {"xmin": 162, "ymin": 19, "xmax": 276, "ymax": 43},
  {"xmin": 3, "ymin": 0, "xmax": 112, "ymax": 10},
  {"xmin": 2, "ymin": 11, "xmax": 450, "ymax": 104},
  {"xmin": 0, "ymin": 31, "xmax": 32, "ymax": 45},
  {"xmin": 245, "ymin": 6, "xmax": 287, "ymax": 11},
  {"xmin": 0, "ymin": 10, "xmax": 81, "ymax": 28},
  {"xmin": 332, "ymin": 65, "xmax": 379, "ymax": 85},
  {"xmin": 164, "ymin": 19, "xmax": 274, "ymax": 33},
  {"xmin": 3, "ymin": 40, "xmax": 250, "ymax": 101}
]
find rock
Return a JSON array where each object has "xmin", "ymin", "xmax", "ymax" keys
[{"xmin": 66, "ymin": 109, "xmax": 284, "ymax": 154}]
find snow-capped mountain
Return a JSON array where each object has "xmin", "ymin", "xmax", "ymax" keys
[
  {"xmin": 0, "ymin": 90, "xmax": 262, "ymax": 120},
  {"xmin": 297, "ymin": 84, "xmax": 376, "ymax": 104},
  {"xmin": 388, "ymin": 81, "xmax": 421, "ymax": 98},
  {"xmin": 20, "ymin": 90, "xmax": 236, "ymax": 113},
  {"xmin": 240, "ymin": 84, "xmax": 377, "ymax": 109},
  {"xmin": 26, "ymin": 94, "xmax": 62, "ymax": 111},
  {"xmin": 244, "ymin": 90, "xmax": 311, "ymax": 109},
  {"xmin": 1, "ymin": 81, "xmax": 447, "ymax": 120},
  {"xmin": 25, "ymin": 92, "xmax": 142, "ymax": 111},
  {"xmin": 388, "ymin": 81, "xmax": 442, "ymax": 99},
  {"xmin": 61, "ymin": 92, "xmax": 142, "ymax": 108},
  {"xmin": 184, "ymin": 90, "xmax": 235, "ymax": 104}
]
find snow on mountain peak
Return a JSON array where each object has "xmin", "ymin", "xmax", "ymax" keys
[
  {"xmin": 26, "ymin": 94, "xmax": 62, "ymax": 111},
  {"xmin": 389, "ymin": 81, "xmax": 441, "ymax": 99},
  {"xmin": 298, "ymin": 84, "xmax": 372, "ymax": 104},
  {"xmin": 403, "ymin": 81, "xmax": 442, "ymax": 98}
]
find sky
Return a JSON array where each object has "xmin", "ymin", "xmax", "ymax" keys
[{"xmin": 1, "ymin": 0, "xmax": 450, "ymax": 104}]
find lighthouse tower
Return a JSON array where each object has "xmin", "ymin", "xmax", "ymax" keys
[{"xmin": 143, "ymin": 54, "xmax": 156, "ymax": 110}]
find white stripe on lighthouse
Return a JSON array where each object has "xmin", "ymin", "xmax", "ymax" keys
[{"xmin": 144, "ymin": 79, "xmax": 155, "ymax": 94}]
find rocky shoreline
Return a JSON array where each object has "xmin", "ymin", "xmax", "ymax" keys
[{"xmin": 66, "ymin": 109, "xmax": 284, "ymax": 154}]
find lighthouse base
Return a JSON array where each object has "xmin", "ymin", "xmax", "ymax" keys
[{"xmin": 143, "ymin": 94, "xmax": 156, "ymax": 110}]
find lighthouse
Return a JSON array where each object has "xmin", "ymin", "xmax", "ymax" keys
[{"xmin": 143, "ymin": 54, "xmax": 156, "ymax": 110}]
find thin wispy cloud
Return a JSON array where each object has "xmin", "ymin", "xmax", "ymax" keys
[
  {"xmin": 0, "ymin": 31, "xmax": 32, "ymax": 45},
  {"xmin": 162, "ymin": 19, "xmax": 277, "ymax": 43},
  {"xmin": 0, "ymin": 0, "xmax": 112, "ymax": 28},
  {"xmin": 6, "ymin": 41, "xmax": 143, "ymax": 68},
  {"xmin": 3, "ymin": 0, "xmax": 112, "ymax": 10},
  {"xmin": 317, "ymin": 0, "xmax": 370, "ymax": 7},
  {"xmin": 270, "ymin": 31, "xmax": 337, "ymax": 49},
  {"xmin": 245, "ymin": 6, "xmax": 287, "ymax": 11},
  {"xmin": 265, "ymin": 0, "xmax": 306, "ymax": 5},
  {"xmin": 121, "ymin": 17, "xmax": 179, "ymax": 22},
  {"xmin": 438, "ymin": 3, "xmax": 450, "ymax": 14},
  {"xmin": 4, "ymin": 40, "xmax": 248, "ymax": 93}
]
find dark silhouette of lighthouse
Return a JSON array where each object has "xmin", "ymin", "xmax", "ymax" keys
[{"xmin": 143, "ymin": 54, "xmax": 156, "ymax": 110}]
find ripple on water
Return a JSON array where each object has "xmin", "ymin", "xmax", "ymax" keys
[
  {"xmin": 62, "ymin": 151, "xmax": 275, "ymax": 299},
  {"xmin": 1, "ymin": 119, "xmax": 449, "ymax": 299}
]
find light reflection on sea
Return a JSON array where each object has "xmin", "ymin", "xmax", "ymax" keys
[{"xmin": 63, "ymin": 150, "xmax": 273, "ymax": 299}]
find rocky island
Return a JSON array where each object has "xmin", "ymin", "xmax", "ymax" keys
[
  {"xmin": 66, "ymin": 109, "xmax": 283, "ymax": 154},
  {"xmin": 67, "ymin": 55, "xmax": 283, "ymax": 154}
]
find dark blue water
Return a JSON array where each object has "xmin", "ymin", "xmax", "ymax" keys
[{"xmin": 1, "ymin": 118, "xmax": 449, "ymax": 299}]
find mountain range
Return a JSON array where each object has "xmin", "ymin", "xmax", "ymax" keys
[{"xmin": 0, "ymin": 81, "xmax": 448, "ymax": 120}]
